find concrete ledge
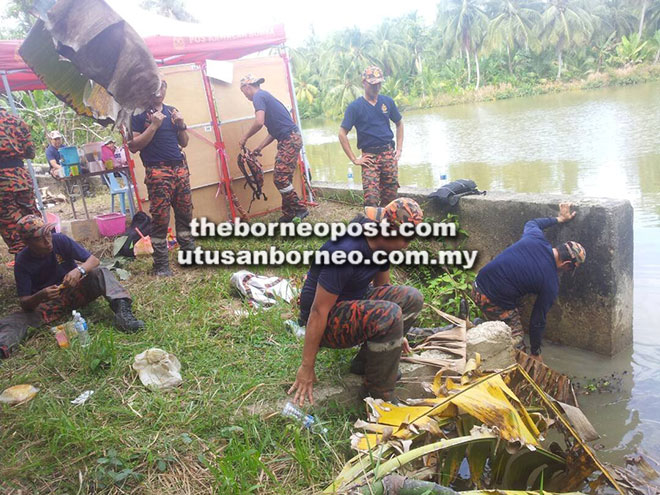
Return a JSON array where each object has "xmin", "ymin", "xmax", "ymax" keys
[{"xmin": 313, "ymin": 182, "xmax": 633, "ymax": 356}]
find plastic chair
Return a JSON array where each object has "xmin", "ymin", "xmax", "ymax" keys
[{"xmin": 103, "ymin": 173, "xmax": 128, "ymax": 215}]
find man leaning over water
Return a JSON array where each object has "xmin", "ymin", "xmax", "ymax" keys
[
  {"xmin": 288, "ymin": 198, "xmax": 424, "ymax": 405},
  {"xmin": 472, "ymin": 203, "xmax": 586, "ymax": 362},
  {"xmin": 338, "ymin": 66, "xmax": 404, "ymax": 207}
]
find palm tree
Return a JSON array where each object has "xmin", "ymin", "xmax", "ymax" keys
[
  {"xmin": 538, "ymin": 0, "xmax": 594, "ymax": 80},
  {"xmin": 371, "ymin": 21, "xmax": 408, "ymax": 78},
  {"xmin": 437, "ymin": 0, "xmax": 490, "ymax": 89},
  {"xmin": 595, "ymin": 0, "xmax": 637, "ymax": 38},
  {"xmin": 485, "ymin": 0, "xmax": 543, "ymax": 75}
]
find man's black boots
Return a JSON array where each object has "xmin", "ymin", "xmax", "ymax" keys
[
  {"xmin": 110, "ymin": 298, "xmax": 145, "ymax": 333},
  {"xmin": 152, "ymin": 238, "xmax": 173, "ymax": 277}
]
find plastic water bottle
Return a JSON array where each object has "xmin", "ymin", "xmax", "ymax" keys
[
  {"xmin": 72, "ymin": 311, "xmax": 89, "ymax": 347},
  {"xmin": 347, "ymin": 165, "xmax": 354, "ymax": 187},
  {"xmin": 439, "ymin": 172, "xmax": 449, "ymax": 186},
  {"xmin": 282, "ymin": 402, "xmax": 328, "ymax": 435}
]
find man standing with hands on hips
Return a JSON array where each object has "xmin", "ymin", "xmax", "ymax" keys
[
  {"xmin": 129, "ymin": 80, "xmax": 196, "ymax": 277},
  {"xmin": 339, "ymin": 66, "xmax": 404, "ymax": 207}
]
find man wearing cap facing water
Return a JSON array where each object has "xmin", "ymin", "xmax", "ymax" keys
[
  {"xmin": 473, "ymin": 203, "xmax": 586, "ymax": 361},
  {"xmin": 289, "ymin": 198, "xmax": 424, "ymax": 405},
  {"xmin": 0, "ymin": 215, "xmax": 144, "ymax": 358},
  {"xmin": 339, "ymin": 66, "xmax": 404, "ymax": 207},
  {"xmin": 239, "ymin": 75, "xmax": 309, "ymax": 223},
  {"xmin": 129, "ymin": 80, "xmax": 195, "ymax": 277}
]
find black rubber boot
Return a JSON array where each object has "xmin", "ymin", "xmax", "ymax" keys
[
  {"xmin": 152, "ymin": 239, "xmax": 173, "ymax": 277},
  {"xmin": 176, "ymin": 231, "xmax": 196, "ymax": 252},
  {"xmin": 351, "ymin": 344, "xmax": 402, "ymax": 381},
  {"xmin": 361, "ymin": 344, "xmax": 402, "ymax": 402},
  {"xmin": 110, "ymin": 299, "xmax": 145, "ymax": 333}
]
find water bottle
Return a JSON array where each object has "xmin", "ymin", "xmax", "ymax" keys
[
  {"xmin": 439, "ymin": 172, "xmax": 449, "ymax": 186},
  {"xmin": 347, "ymin": 165, "xmax": 354, "ymax": 187},
  {"xmin": 73, "ymin": 311, "xmax": 89, "ymax": 347},
  {"xmin": 282, "ymin": 402, "xmax": 328, "ymax": 435}
]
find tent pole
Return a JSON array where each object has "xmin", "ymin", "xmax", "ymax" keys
[
  {"xmin": 1, "ymin": 72, "xmax": 46, "ymax": 219},
  {"xmin": 280, "ymin": 47, "xmax": 315, "ymax": 204},
  {"xmin": 201, "ymin": 61, "xmax": 236, "ymax": 220}
]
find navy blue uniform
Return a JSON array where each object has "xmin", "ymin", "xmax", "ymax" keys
[
  {"xmin": 252, "ymin": 90, "xmax": 298, "ymax": 141},
  {"xmin": 131, "ymin": 105, "xmax": 184, "ymax": 164},
  {"xmin": 14, "ymin": 233, "xmax": 91, "ymax": 296},
  {"xmin": 341, "ymin": 95, "xmax": 402, "ymax": 150},
  {"xmin": 475, "ymin": 218, "xmax": 560, "ymax": 353}
]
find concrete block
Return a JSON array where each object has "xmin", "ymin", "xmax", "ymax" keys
[
  {"xmin": 466, "ymin": 321, "xmax": 516, "ymax": 370},
  {"xmin": 61, "ymin": 218, "xmax": 100, "ymax": 242},
  {"xmin": 314, "ymin": 183, "xmax": 634, "ymax": 356}
]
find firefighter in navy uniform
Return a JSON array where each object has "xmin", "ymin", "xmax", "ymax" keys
[{"xmin": 129, "ymin": 80, "xmax": 195, "ymax": 276}]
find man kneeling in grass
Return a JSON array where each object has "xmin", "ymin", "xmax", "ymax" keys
[
  {"xmin": 289, "ymin": 198, "xmax": 424, "ymax": 405},
  {"xmin": 0, "ymin": 215, "xmax": 144, "ymax": 358}
]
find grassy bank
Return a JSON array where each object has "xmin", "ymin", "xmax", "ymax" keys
[
  {"xmin": 0, "ymin": 197, "xmax": 470, "ymax": 494},
  {"xmin": 401, "ymin": 64, "xmax": 660, "ymax": 112}
]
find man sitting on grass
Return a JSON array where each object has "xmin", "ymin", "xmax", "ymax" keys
[
  {"xmin": 288, "ymin": 198, "xmax": 424, "ymax": 405},
  {"xmin": 0, "ymin": 215, "xmax": 144, "ymax": 358}
]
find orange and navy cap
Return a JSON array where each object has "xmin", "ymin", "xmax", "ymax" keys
[
  {"xmin": 362, "ymin": 66, "xmax": 385, "ymax": 84},
  {"xmin": 364, "ymin": 198, "xmax": 423, "ymax": 228},
  {"xmin": 17, "ymin": 215, "xmax": 56, "ymax": 240},
  {"xmin": 563, "ymin": 241, "xmax": 586, "ymax": 268},
  {"xmin": 240, "ymin": 74, "xmax": 265, "ymax": 87}
]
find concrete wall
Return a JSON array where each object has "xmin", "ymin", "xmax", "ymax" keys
[{"xmin": 314, "ymin": 182, "xmax": 633, "ymax": 356}]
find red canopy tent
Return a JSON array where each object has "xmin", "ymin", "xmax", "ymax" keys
[{"xmin": 0, "ymin": 24, "xmax": 287, "ymax": 90}]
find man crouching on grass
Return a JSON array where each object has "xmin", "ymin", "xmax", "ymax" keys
[
  {"xmin": 289, "ymin": 198, "xmax": 424, "ymax": 405},
  {"xmin": 0, "ymin": 215, "xmax": 144, "ymax": 358}
]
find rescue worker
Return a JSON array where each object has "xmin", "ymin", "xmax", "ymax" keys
[
  {"xmin": 45, "ymin": 129, "xmax": 63, "ymax": 178},
  {"xmin": 239, "ymin": 75, "xmax": 309, "ymax": 222},
  {"xmin": 289, "ymin": 198, "xmax": 424, "ymax": 405},
  {"xmin": 0, "ymin": 106, "xmax": 40, "ymax": 255},
  {"xmin": 339, "ymin": 66, "xmax": 404, "ymax": 207},
  {"xmin": 129, "ymin": 80, "xmax": 195, "ymax": 276},
  {"xmin": 472, "ymin": 203, "xmax": 586, "ymax": 361},
  {"xmin": 0, "ymin": 214, "xmax": 144, "ymax": 358}
]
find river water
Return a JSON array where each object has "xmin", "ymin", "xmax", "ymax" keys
[{"xmin": 301, "ymin": 82, "xmax": 660, "ymax": 465}]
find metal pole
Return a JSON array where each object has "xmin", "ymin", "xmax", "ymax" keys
[
  {"xmin": 281, "ymin": 47, "xmax": 315, "ymax": 203},
  {"xmin": 1, "ymin": 72, "xmax": 47, "ymax": 218}
]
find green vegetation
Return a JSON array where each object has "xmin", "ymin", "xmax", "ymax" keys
[
  {"xmin": 0, "ymin": 200, "xmax": 475, "ymax": 493},
  {"xmin": 291, "ymin": 0, "xmax": 660, "ymax": 118}
]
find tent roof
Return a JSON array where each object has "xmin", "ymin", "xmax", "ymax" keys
[{"xmin": 0, "ymin": 24, "xmax": 286, "ymax": 92}]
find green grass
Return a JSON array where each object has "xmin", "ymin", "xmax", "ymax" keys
[
  {"xmin": 0, "ymin": 199, "xmax": 473, "ymax": 493},
  {"xmin": 0, "ymin": 201, "xmax": 386, "ymax": 494}
]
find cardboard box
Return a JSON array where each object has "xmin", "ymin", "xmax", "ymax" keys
[{"xmin": 60, "ymin": 218, "xmax": 100, "ymax": 242}]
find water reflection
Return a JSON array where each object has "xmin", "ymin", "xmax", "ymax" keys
[{"xmin": 302, "ymin": 82, "xmax": 660, "ymax": 464}]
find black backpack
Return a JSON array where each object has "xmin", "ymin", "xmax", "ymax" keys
[
  {"xmin": 428, "ymin": 179, "xmax": 486, "ymax": 207},
  {"xmin": 118, "ymin": 212, "xmax": 152, "ymax": 258}
]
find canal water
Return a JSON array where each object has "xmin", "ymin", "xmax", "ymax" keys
[{"xmin": 302, "ymin": 82, "xmax": 660, "ymax": 465}]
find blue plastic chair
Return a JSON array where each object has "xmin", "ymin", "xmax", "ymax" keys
[{"xmin": 103, "ymin": 173, "xmax": 128, "ymax": 215}]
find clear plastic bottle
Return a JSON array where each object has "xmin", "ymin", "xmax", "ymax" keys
[
  {"xmin": 282, "ymin": 402, "xmax": 328, "ymax": 435},
  {"xmin": 347, "ymin": 164, "xmax": 354, "ymax": 187},
  {"xmin": 73, "ymin": 311, "xmax": 90, "ymax": 347}
]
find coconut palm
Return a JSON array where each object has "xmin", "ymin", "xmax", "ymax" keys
[
  {"xmin": 371, "ymin": 21, "xmax": 409, "ymax": 77},
  {"xmin": 437, "ymin": 0, "xmax": 490, "ymax": 89},
  {"xmin": 484, "ymin": 0, "xmax": 543, "ymax": 75},
  {"xmin": 538, "ymin": 0, "xmax": 595, "ymax": 80}
]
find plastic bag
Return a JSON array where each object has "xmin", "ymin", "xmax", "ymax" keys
[
  {"xmin": 230, "ymin": 270, "xmax": 295, "ymax": 308},
  {"xmin": 132, "ymin": 348, "xmax": 182, "ymax": 390},
  {"xmin": 133, "ymin": 227, "xmax": 153, "ymax": 256},
  {"xmin": 0, "ymin": 384, "xmax": 39, "ymax": 405}
]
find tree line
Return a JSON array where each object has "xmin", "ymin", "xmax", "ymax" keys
[{"xmin": 291, "ymin": 0, "xmax": 660, "ymax": 119}]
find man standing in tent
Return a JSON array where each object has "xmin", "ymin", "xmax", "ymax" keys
[
  {"xmin": 129, "ymin": 80, "xmax": 195, "ymax": 277},
  {"xmin": 339, "ymin": 66, "xmax": 404, "ymax": 207},
  {"xmin": 239, "ymin": 75, "xmax": 309, "ymax": 222},
  {"xmin": 0, "ymin": 106, "xmax": 40, "ymax": 255}
]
